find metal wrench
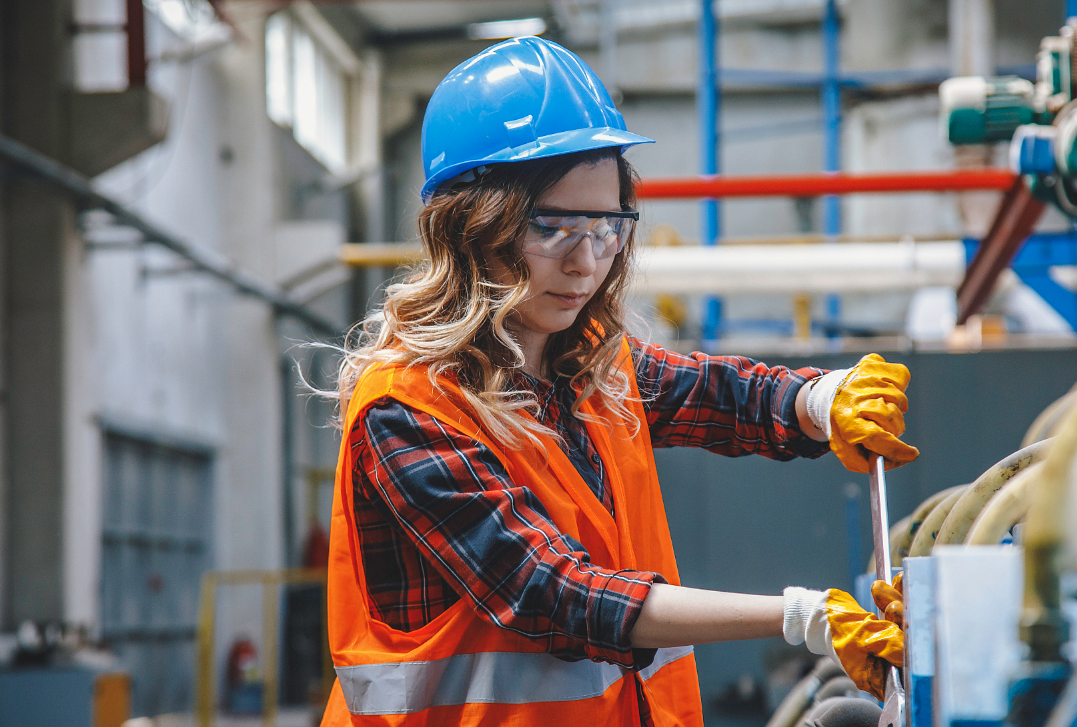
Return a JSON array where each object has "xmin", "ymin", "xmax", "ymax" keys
[{"xmin": 868, "ymin": 453, "xmax": 906, "ymax": 727}]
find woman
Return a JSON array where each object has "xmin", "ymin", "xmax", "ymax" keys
[{"xmin": 322, "ymin": 37, "xmax": 913, "ymax": 726}]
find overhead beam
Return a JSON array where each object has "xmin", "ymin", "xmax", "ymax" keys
[
  {"xmin": 0, "ymin": 134, "xmax": 342, "ymax": 336},
  {"xmin": 956, "ymin": 176, "xmax": 1046, "ymax": 324}
]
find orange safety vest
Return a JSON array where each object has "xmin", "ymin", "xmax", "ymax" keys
[{"xmin": 322, "ymin": 339, "xmax": 704, "ymax": 726}]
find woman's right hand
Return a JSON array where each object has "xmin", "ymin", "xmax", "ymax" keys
[{"xmin": 783, "ymin": 585, "xmax": 904, "ymax": 701}]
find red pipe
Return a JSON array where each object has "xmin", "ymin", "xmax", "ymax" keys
[
  {"xmin": 637, "ymin": 169, "xmax": 1017, "ymax": 199},
  {"xmin": 126, "ymin": 0, "xmax": 146, "ymax": 88}
]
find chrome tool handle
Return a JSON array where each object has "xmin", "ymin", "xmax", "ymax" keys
[
  {"xmin": 868, "ymin": 452, "xmax": 907, "ymax": 727},
  {"xmin": 881, "ymin": 667, "xmax": 906, "ymax": 727},
  {"xmin": 868, "ymin": 453, "xmax": 892, "ymax": 585}
]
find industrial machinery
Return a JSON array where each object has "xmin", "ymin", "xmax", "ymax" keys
[
  {"xmin": 766, "ymin": 387, "xmax": 1077, "ymax": 727},
  {"xmin": 941, "ymin": 16, "xmax": 1077, "ymax": 219}
]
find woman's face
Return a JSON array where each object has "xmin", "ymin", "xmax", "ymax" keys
[{"xmin": 498, "ymin": 158, "xmax": 621, "ymax": 342}]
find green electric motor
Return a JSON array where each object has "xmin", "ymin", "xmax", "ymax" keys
[{"xmin": 940, "ymin": 76, "xmax": 1036, "ymax": 145}]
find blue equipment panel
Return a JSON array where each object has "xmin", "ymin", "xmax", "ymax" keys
[{"xmin": 0, "ymin": 669, "xmax": 94, "ymax": 727}]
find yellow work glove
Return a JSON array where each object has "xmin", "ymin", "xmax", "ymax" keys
[
  {"xmin": 805, "ymin": 353, "xmax": 920, "ymax": 473},
  {"xmin": 783, "ymin": 586, "xmax": 905, "ymax": 701},
  {"xmin": 872, "ymin": 571, "xmax": 904, "ymax": 629}
]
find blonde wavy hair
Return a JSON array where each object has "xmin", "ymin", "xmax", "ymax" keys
[{"xmin": 337, "ymin": 147, "xmax": 642, "ymax": 448}]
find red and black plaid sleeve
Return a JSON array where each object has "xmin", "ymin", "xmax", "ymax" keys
[
  {"xmin": 629, "ymin": 337, "xmax": 831, "ymax": 460},
  {"xmin": 349, "ymin": 338, "xmax": 829, "ymax": 670},
  {"xmin": 352, "ymin": 399, "xmax": 662, "ymax": 668}
]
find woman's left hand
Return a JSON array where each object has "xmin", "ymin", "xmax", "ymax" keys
[
  {"xmin": 783, "ymin": 585, "xmax": 904, "ymax": 701},
  {"xmin": 872, "ymin": 571, "xmax": 904, "ymax": 629}
]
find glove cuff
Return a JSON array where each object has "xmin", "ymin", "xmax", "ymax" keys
[
  {"xmin": 782, "ymin": 587, "xmax": 840, "ymax": 664},
  {"xmin": 805, "ymin": 368, "xmax": 852, "ymax": 439}
]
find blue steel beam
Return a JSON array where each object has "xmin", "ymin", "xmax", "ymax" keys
[
  {"xmin": 1006, "ymin": 233, "xmax": 1077, "ymax": 330},
  {"xmin": 822, "ymin": 0, "xmax": 841, "ymax": 330},
  {"xmin": 699, "ymin": 0, "xmax": 719, "ymax": 244},
  {"xmin": 963, "ymin": 233, "xmax": 1077, "ymax": 331},
  {"xmin": 699, "ymin": 0, "xmax": 722, "ymax": 342}
]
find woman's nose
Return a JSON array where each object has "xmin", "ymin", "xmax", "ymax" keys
[{"xmin": 562, "ymin": 233, "xmax": 598, "ymax": 275}]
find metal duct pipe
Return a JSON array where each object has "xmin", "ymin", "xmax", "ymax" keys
[{"xmin": 632, "ymin": 241, "xmax": 966, "ymax": 295}]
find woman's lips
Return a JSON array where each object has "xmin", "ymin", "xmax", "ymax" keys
[{"xmin": 547, "ymin": 292, "xmax": 587, "ymax": 307}]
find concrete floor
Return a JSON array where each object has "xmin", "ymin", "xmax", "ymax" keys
[{"xmin": 129, "ymin": 709, "xmax": 319, "ymax": 727}]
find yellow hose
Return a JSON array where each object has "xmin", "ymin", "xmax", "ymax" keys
[
  {"xmin": 1021, "ymin": 386, "xmax": 1077, "ymax": 449},
  {"xmin": 964, "ymin": 462, "xmax": 1045, "ymax": 546},
  {"xmin": 933, "ymin": 439, "xmax": 1054, "ymax": 548},
  {"xmin": 1021, "ymin": 402, "xmax": 1077, "ymax": 661},
  {"xmin": 892, "ymin": 485, "xmax": 967, "ymax": 562},
  {"xmin": 888, "ymin": 515, "xmax": 912, "ymax": 567},
  {"xmin": 764, "ymin": 658, "xmax": 846, "ymax": 727},
  {"xmin": 906, "ymin": 489, "xmax": 966, "ymax": 557}
]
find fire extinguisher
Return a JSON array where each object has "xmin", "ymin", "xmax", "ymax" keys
[{"xmin": 225, "ymin": 637, "xmax": 263, "ymax": 713}]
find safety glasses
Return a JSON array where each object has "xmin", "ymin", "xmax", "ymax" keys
[{"xmin": 522, "ymin": 208, "xmax": 639, "ymax": 259}]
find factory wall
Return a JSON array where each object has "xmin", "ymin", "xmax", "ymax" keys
[
  {"xmin": 79, "ymin": 5, "xmax": 349, "ymax": 692},
  {"xmin": 655, "ymin": 344, "xmax": 1077, "ymax": 720},
  {"xmin": 2, "ymin": 0, "xmax": 350, "ymax": 713},
  {"xmin": 71, "ymin": 10, "xmax": 277, "ymax": 639}
]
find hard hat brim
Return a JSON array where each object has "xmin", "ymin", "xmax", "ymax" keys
[{"xmin": 420, "ymin": 128, "xmax": 655, "ymax": 202}]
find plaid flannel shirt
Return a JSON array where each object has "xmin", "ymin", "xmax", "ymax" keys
[{"xmin": 350, "ymin": 337, "xmax": 829, "ymax": 669}]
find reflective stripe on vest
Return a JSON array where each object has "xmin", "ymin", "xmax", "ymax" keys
[{"xmin": 335, "ymin": 645, "xmax": 694, "ymax": 715}]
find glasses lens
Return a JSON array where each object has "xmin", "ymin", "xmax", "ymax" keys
[{"xmin": 523, "ymin": 215, "xmax": 631, "ymax": 259}]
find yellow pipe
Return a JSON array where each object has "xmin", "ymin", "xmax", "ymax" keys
[
  {"xmin": 965, "ymin": 462, "xmax": 1045, "ymax": 546},
  {"xmin": 891, "ymin": 485, "xmax": 967, "ymax": 563},
  {"xmin": 263, "ymin": 579, "xmax": 279, "ymax": 727},
  {"xmin": 1021, "ymin": 387, "xmax": 1077, "ymax": 449},
  {"xmin": 211, "ymin": 567, "xmax": 326, "ymax": 586},
  {"xmin": 793, "ymin": 294, "xmax": 812, "ymax": 341},
  {"xmin": 195, "ymin": 572, "xmax": 219, "ymax": 727},
  {"xmin": 933, "ymin": 439, "xmax": 1054, "ymax": 547},
  {"xmin": 907, "ymin": 489, "xmax": 966, "ymax": 557},
  {"xmin": 764, "ymin": 658, "xmax": 846, "ymax": 727},
  {"xmin": 339, "ymin": 242, "xmax": 425, "ymax": 267},
  {"xmin": 1022, "ymin": 403, "xmax": 1077, "ymax": 661}
]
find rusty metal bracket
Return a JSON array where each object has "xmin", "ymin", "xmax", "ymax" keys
[{"xmin": 956, "ymin": 176, "xmax": 1046, "ymax": 325}]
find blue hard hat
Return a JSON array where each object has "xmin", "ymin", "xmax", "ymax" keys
[{"xmin": 420, "ymin": 36, "xmax": 654, "ymax": 202}]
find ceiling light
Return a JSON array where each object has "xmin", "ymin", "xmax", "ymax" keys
[{"xmin": 466, "ymin": 17, "xmax": 547, "ymax": 40}]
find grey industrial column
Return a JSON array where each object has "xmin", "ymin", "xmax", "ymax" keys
[{"xmin": 0, "ymin": 0, "xmax": 74, "ymax": 625}]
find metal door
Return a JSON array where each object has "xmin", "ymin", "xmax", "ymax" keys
[{"xmin": 101, "ymin": 431, "xmax": 212, "ymax": 717}]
